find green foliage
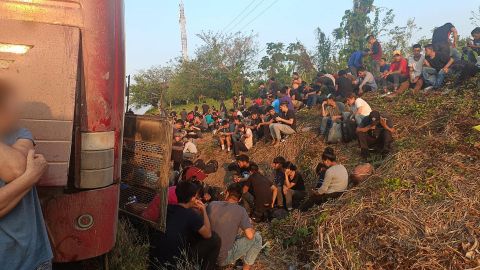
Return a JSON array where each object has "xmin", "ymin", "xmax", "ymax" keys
[
  {"xmin": 313, "ymin": 27, "xmax": 334, "ymax": 72},
  {"xmin": 130, "ymin": 65, "xmax": 174, "ymax": 109},
  {"xmin": 471, "ymin": 5, "xmax": 480, "ymax": 26},
  {"xmin": 383, "ymin": 177, "xmax": 411, "ymax": 191},
  {"xmin": 108, "ymin": 219, "xmax": 149, "ymax": 270},
  {"xmin": 283, "ymin": 226, "xmax": 313, "ymax": 247}
]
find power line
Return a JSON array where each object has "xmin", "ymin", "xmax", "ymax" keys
[
  {"xmin": 225, "ymin": 0, "xmax": 266, "ymax": 33},
  {"xmin": 221, "ymin": 0, "xmax": 258, "ymax": 33},
  {"xmin": 238, "ymin": 0, "xmax": 279, "ymax": 32}
]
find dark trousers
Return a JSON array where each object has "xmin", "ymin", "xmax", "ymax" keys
[
  {"xmin": 357, "ymin": 130, "xmax": 393, "ymax": 153},
  {"xmin": 233, "ymin": 141, "xmax": 248, "ymax": 156},
  {"xmin": 299, "ymin": 192, "xmax": 343, "ymax": 212},
  {"xmin": 192, "ymin": 232, "xmax": 221, "ymax": 270},
  {"xmin": 242, "ymin": 192, "xmax": 270, "ymax": 220},
  {"xmin": 386, "ymin": 73, "xmax": 408, "ymax": 87},
  {"xmin": 261, "ymin": 125, "xmax": 272, "ymax": 142}
]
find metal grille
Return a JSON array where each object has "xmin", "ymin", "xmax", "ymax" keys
[{"xmin": 120, "ymin": 115, "xmax": 172, "ymax": 231}]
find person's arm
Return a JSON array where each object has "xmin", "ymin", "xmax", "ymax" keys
[
  {"xmin": 321, "ymin": 101, "xmax": 328, "ymax": 117},
  {"xmin": 356, "ymin": 123, "xmax": 375, "ymax": 133},
  {"xmin": 451, "ymin": 27, "xmax": 458, "ymax": 48},
  {"xmin": 0, "ymin": 150, "xmax": 47, "ymax": 218},
  {"xmin": 316, "ymin": 169, "xmax": 333, "ymax": 195},
  {"xmin": 424, "ymin": 59, "xmax": 431, "ymax": 67},
  {"xmin": 284, "ymin": 173, "xmax": 296, "ymax": 189},
  {"xmin": 275, "ymin": 115, "xmax": 294, "ymax": 125},
  {"xmin": 195, "ymin": 200, "xmax": 212, "ymax": 239},
  {"xmin": 0, "ymin": 139, "xmax": 33, "ymax": 182},
  {"xmin": 442, "ymin": 57, "xmax": 455, "ymax": 73},
  {"xmin": 380, "ymin": 117, "xmax": 395, "ymax": 133}
]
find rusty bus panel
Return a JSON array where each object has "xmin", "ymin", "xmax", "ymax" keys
[{"xmin": 121, "ymin": 115, "xmax": 172, "ymax": 231}]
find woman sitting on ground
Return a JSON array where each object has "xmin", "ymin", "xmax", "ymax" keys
[
  {"xmin": 299, "ymin": 147, "xmax": 348, "ymax": 212},
  {"xmin": 276, "ymin": 162, "xmax": 306, "ymax": 210}
]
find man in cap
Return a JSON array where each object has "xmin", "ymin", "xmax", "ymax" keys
[
  {"xmin": 382, "ymin": 50, "xmax": 410, "ymax": 97},
  {"xmin": 356, "ymin": 111, "xmax": 395, "ymax": 160}
]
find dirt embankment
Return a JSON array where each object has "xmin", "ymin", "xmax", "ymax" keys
[{"xmin": 198, "ymin": 85, "xmax": 480, "ymax": 269}]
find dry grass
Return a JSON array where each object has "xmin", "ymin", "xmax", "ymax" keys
[{"xmin": 199, "ymin": 80, "xmax": 480, "ymax": 269}]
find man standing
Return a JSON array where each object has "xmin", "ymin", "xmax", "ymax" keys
[
  {"xmin": 367, "ymin": 35, "xmax": 383, "ymax": 76},
  {"xmin": 348, "ymin": 48, "xmax": 370, "ymax": 78},
  {"xmin": 432, "ymin": 22, "xmax": 459, "ymax": 59},
  {"xmin": 202, "ymin": 101, "xmax": 210, "ymax": 115},
  {"xmin": 408, "ymin": 44, "xmax": 425, "ymax": 94},
  {"xmin": 269, "ymin": 102, "xmax": 296, "ymax": 146},
  {"xmin": 0, "ymin": 80, "xmax": 52, "ymax": 270},
  {"xmin": 208, "ymin": 183, "xmax": 263, "ymax": 270},
  {"xmin": 356, "ymin": 111, "xmax": 395, "ymax": 160}
]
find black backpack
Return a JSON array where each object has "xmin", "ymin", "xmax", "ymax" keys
[
  {"xmin": 341, "ymin": 119, "xmax": 357, "ymax": 143},
  {"xmin": 203, "ymin": 160, "xmax": 219, "ymax": 174}
]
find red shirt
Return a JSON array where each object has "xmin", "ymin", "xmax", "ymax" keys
[
  {"xmin": 141, "ymin": 186, "xmax": 178, "ymax": 222},
  {"xmin": 389, "ymin": 58, "xmax": 409, "ymax": 76}
]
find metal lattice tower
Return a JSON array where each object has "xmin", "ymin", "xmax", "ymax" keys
[{"xmin": 179, "ymin": 0, "xmax": 188, "ymax": 61}]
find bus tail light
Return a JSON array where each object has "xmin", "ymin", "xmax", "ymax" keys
[{"xmin": 78, "ymin": 131, "xmax": 115, "ymax": 189}]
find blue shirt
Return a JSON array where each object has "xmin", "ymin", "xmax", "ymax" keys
[
  {"xmin": 279, "ymin": 95, "xmax": 295, "ymax": 112},
  {"xmin": 272, "ymin": 99, "xmax": 280, "ymax": 113},
  {"xmin": 380, "ymin": 64, "xmax": 390, "ymax": 73},
  {"xmin": 348, "ymin": 51, "xmax": 365, "ymax": 68},
  {"xmin": 0, "ymin": 128, "xmax": 53, "ymax": 270}
]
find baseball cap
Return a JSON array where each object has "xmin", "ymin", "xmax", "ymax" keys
[
  {"xmin": 369, "ymin": 111, "xmax": 381, "ymax": 122},
  {"xmin": 185, "ymin": 167, "xmax": 208, "ymax": 181},
  {"xmin": 393, "ymin": 50, "xmax": 402, "ymax": 56}
]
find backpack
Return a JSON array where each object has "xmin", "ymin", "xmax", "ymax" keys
[
  {"xmin": 341, "ymin": 119, "xmax": 357, "ymax": 143},
  {"xmin": 326, "ymin": 122, "xmax": 342, "ymax": 144},
  {"xmin": 203, "ymin": 160, "xmax": 219, "ymax": 174},
  {"xmin": 194, "ymin": 159, "xmax": 206, "ymax": 171}
]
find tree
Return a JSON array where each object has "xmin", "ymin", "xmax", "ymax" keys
[
  {"xmin": 471, "ymin": 5, "xmax": 480, "ymax": 26},
  {"xmin": 130, "ymin": 65, "xmax": 174, "ymax": 110},
  {"xmin": 314, "ymin": 27, "xmax": 333, "ymax": 72},
  {"xmin": 383, "ymin": 18, "xmax": 421, "ymax": 56}
]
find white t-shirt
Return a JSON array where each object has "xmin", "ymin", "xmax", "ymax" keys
[
  {"xmin": 408, "ymin": 54, "xmax": 425, "ymax": 78},
  {"xmin": 353, "ymin": 98, "xmax": 372, "ymax": 116},
  {"xmin": 244, "ymin": 128, "xmax": 253, "ymax": 149},
  {"xmin": 183, "ymin": 140, "xmax": 198, "ymax": 154},
  {"xmin": 324, "ymin": 74, "xmax": 336, "ymax": 86}
]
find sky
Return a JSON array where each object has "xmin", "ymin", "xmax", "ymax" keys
[{"xmin": 125, "ymin": 0, "xmax": 479, "ymax": 76}]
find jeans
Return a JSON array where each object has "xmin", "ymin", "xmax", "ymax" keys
[
  {"xmin": 349, "ymin": 66, "xmax": 358, "ymax": 78},
  {"xmin": 222, "ymin": 232, "xmax": 263, "ymax": 266},
  {"xmin": 307, "ymin": 94, "xmax": 319, "ymax": 107},
  {"xmin": 422, "ymin": 67, "xmax": 447, "ymax": 88},
  {"xmin": 36, "ymin": 261, "xmax": 52, "ymax": 270},
  {"xmin": 269, "ymin": 123, "xmax": 295, "ymax": 140},
  {"xmin": 320, "ymin": 117, "xmax": 332, "ymax": 135},
  {"xmin": 354, "ymin": 114, "xmax": 366, "ymax": 126},
  {"xmin": 276, "ymin": 189, "xmax": 306, "ymax": 209}
]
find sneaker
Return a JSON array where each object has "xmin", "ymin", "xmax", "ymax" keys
[
  {"xmin": 423, "ymin": 86, "xmax": 434, "ymax": 92},
  {"xmin": 221, "ymin": 145, "xmax": 225, "ymax": 151}
]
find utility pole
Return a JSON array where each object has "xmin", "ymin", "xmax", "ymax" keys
[
  {"xmin": 179, "ymin": 0, "xmax": 188, "ymax": 61},
  {"xmin": 125, "ymin": 74, "xmax": 130, "ymax": 113}
]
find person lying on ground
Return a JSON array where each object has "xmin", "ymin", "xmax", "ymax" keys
[
  {"xmin": 423, "ymin": 43, "xmax": 455, "ymax": 90},
  {"xmin": 407, "ymin": 44, "xmax": 425, "ymax": 95},
  {"xmin": 257, "ymin": 106, "xmax": 277, "ymax": 143},
  {"xmin": 345, "ymin": 92, "xmax": 372, "ymax": 125},
  {"xmin": 357, "ymin": 67, "xmax": 378, "ymax": 95},
  {"xmin": 232, "ymin": 124, "xmax": 253, "ymax": 157},
  {"xmin": 356, "ymin": 110, "xmax": 395, "ymax": 160},
  {"xmin": 320, "ymin": 95, "xmax": 344, "ymax": 136},
  {"xmin": 241, "ymin": 162, "xmax": 275, "ymax": 221},
  {"xmin": 382, "ymin": 50, "xmax": 410, "ymax": 97},
  {"xmin": 208, "ymin": 183, "xmax": 263, "ymax": 270},
  {"xmin": 217, "ymin": 120, "xmax": 233, "ymax": 152},
  {"xmin": 276, "ymin": 162, "xmax": 306, "ymax": 211},
  {"xmin": 269, "ymin": 101, "xmax": 296, "ymax": 147},
  {"xmin": 270, "ymin": 156, "xmax": 286, "ymax": 209},
  {"xmin": 299, "ymin": 147, "xmax": 348, "ymax": 212},
  {"xmin": 0, "ymin": 80, "xmax": 52, "ymax": 270},
  {"xmin": 149, "ymin": 181, "xmax": 220, "ymax": 270}
]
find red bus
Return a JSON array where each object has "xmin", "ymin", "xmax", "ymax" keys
[{"xmin": 0, "ymin": 0, "xmax": 125, "ymax": 262}]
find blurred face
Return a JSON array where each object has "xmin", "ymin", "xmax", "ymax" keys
[
  {"xmin": 280, "ymin": 104, "xmax": 288, "ymax": 112},
  {"xmin": 358, "ymin": 71, "xmax": 366, "ymax": 78},
  {"xmin": 379, "ymin": 59, "xmax": 386, "ymax": 66},
  {"xmin": 271, "ymin": 162, "xmax": 281, "ymax": 170},
  {"xmin": 327, "ymin": 99, "xmax": 336, "ymax": 106},
  {"xmin": 394, "ymin": 54, "xmax": 401, "ymax": 62},
  {"xmin": 368, "ymin": 37, "xmax": 375, "ymax": 44},
  {"xmin": 413, "ymin": 47, "xmax": 422, "ymax": 57},
  {"xmin": 346, "ymin": 97, "xmax": 355, "ymax": 106},
  {"xmin": 268, "ymin": 109, "xmax": 275, "ymax": 115},
  {"xmin": 238, "ymin": 160, "xmax": 249, "ymax": 168},
  {"xmin": 425, "ymin": 47, "xmax": 433, "ymax": 56},
  {"xmin": 473, "ymin": 33, "xmax": 480, "ymax": 39},
  {"xmin": 0, "ymin": 88, "xmax": 20, "ymax": 135}
]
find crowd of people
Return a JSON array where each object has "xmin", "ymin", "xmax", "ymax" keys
[{"xmin": 150, "ymin": 22, "xmax": 480, "ymax": 269}]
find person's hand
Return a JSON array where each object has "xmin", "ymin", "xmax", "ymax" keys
[
  {"xmin": 322, "ymin": 100, "xmax": 327, "ymax": 105},
  {"xmin": 203, "ymin": 193, "xmax": 212, "ymax": 202},
  {"xmin": 275, "ymin": 116, "xmax": 281, "ymax": 122},
  {"xmin": 369, "ymin": 124, "xmax": 376, "ymax": 130},
  {"xmin": 193, "ymin": 199, "xmax": 206, "ymax": 212},
  {"xmin": 233, "ymin": 175, "xmax": 241, "ymax": 183},
  {"xmin": 380, "ymin": 117, "xmax": 388, "ymax": 128},
  {"xmin": 24, "ymin": 150, "xmax": 48, "ymax": 182},
  {"xmin": 442, "ymin": 67, "xmax": 449, "ymax": 73},
  {"xmin": 282, "ymin": 186, "xmax": 289, "ymax": 195}
]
